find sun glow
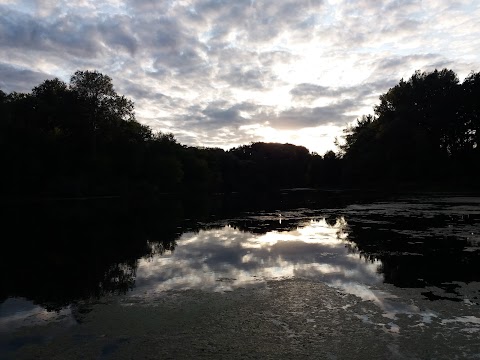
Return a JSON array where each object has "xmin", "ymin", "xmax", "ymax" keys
[{"xmin": 239, "ymin": 124, "xmax": 343, "ymax": 154}]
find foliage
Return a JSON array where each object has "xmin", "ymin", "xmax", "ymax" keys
[
  {"xmin": 2, "ymin": 68, "xmax": 479, "ymax": 198},
  {"xmin": 0, "ymin": 70, "xmax": 340, "ymax": 197},
  {"xmin": 340, "ymin": 69, "xmax": 480, "ymax": 185}
]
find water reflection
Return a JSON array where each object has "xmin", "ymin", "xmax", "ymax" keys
[
  {"xmin": 343, "ymin": 196, "xmax": 480, "ymax": 290},
  {"xmin": 0, "ymin": 298, "xmax": 75, "ymax": 332},
  {"xmin": 0, "ymin": 198, "xmax": 182, "ymax": 312},
  {"xmin": 131, "ymin": 218, "xmax": 384, "ymax": 295},
  {"xmin": 1, "ymin": 194, "xmax": 480, "ymax": 323}
]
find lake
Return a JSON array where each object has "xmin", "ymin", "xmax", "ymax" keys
[{"xmin": 1, "ymin": 191, "xmax": 479, "ymax": 359}]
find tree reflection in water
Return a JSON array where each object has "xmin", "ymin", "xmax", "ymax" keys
[
  {"xmin": 0, "ymin": 199, "xmax": 181, "ymax": 311},
  {"xmin": 1, "ymin": 194, "xmax": 479, "ymax": 313}
]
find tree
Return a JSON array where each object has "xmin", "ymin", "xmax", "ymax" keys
[
  {"xmin": 461, "ymin": 71, "xmax": 480, "ymax": 152},
  {"xmin": 70, "ymin": 70, "xmax": 134, "ymax": 122},
  {"xmin": 68, "ymin": 71, "xmax": 144, "ymax": 177},
  {"xmin": 0, "ymin": 70, "xmax": 157, "ymax": 197},
  {"xmin": 375, "ymin": 69, "xmax": 460, "ymax": 158},
  {"xmin": 341, "ymin": 68, "xmax": 479, "ymax": 185},
  {"xmin": 32, "ymin": 78, "xmax": 68, "ymax": 98}
]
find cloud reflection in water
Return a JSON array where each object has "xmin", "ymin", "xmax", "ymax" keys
[{"xmin": 132, "ymin": 217, "xmax": 384, "ymax": 295}]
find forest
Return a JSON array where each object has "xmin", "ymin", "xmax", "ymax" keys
[
  {"xmin": 341, "ymin": 69, "xmax": 480, "ymax": 185},
  {"xmin": 1, "ymin": 68, "xmax": 479, "ymax": 199}
]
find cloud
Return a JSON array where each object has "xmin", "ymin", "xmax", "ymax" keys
[
  {"xmin": 263, "ymin": 100, "xmax": 356, "ymax": 129},
  {"xmin": 289, "ymin": 80, "xmax": 399, "ymax": 116},
  {"xmin": 0, "ymin": 7, "xmax": 141, "ymax": 66},
  {"xmin": 0, "ymin": 9, "xmax": 102, "ymax": 58},
  {"xmin": 0, "ymin": 63, "xmax": 52, "ymax": 92},
  {"xmin": 132, "ymin": 218, "xmax": 383, "ymax": 293},
  {"xmin": 0, "ymin": 0, "xmax": 479, "ymax": 153},
  {"xmin": 202, "ymin": 103, "xmax": 245, "ymax": 125},
  {"xmin": 98, "ymin": 16, "xmax": 138, "ymax": 55},
  {"xmin": 290, "ymin": 84, "xmax": 338, "ymax": 101},
  {"xmin": 219, "ymin": 65, "xmax": 278, "ymax": 90},
  {"xmin": 170, "ymin": 101, "xmax": 260, "ymax": 134}
]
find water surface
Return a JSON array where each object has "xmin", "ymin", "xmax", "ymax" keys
[{"xmin": 1, "ymin": 193, "xmax": 480, "ymax": 358}]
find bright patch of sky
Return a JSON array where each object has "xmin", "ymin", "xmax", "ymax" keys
[{"xmin": 1, "ymin": 0, "xmax": 480, "ymax": 154}]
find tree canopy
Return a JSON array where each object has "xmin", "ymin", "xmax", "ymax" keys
[
  {"xmin": 340, "ymin": 69, "xmax": 480, "ymax": 185},
  {"xmin": 0, "ymin": 70, "xmax": 340, "ymax": 198},
  {"xmin": 1, "ymin": 68, "xmax": 479, "ymax": 199}
]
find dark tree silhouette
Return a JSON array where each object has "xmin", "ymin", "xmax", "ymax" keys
[
  {"xmin": 340, "ymin": 68, "xmax": 480, "ymax": 186},
  {"xmin": 1, "ymin": 68, "xmax": 479, "ymax": 199}
]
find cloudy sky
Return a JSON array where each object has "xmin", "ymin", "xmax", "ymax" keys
[{"xmin": 1, "ymin": 0, "xmax": 480, "ymax": 154}]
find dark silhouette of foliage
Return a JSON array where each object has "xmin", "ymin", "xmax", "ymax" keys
[
  {"xmin": 2, "ymin": 68, "xmax": 479, "ymax": 199},
  {"xmin": 0, "ymin": 71, "xmax": 155, "ymax": 197},
  {"xmin": 228, "ymin": 142, "xmax": 311, "ymax": 190},
  {"xmin": 340, "ymin": 68, "xmax": 480, "ymax": 186},
  {"xmin": 0, "ymin": 70, "xmax": 340, "ymax": 197},
  {"xmin": 0, "ymin": 198, "xmax": 184, "ymax": 310}
]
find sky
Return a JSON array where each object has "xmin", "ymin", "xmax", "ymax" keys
[{"xmin": 1, "ymin": 0, "xmax": 480, "ymax": 154}]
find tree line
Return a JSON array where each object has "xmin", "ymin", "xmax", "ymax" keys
[
  {"xmin": 0, "ymin": 70, "xmax": 339, "ymax": 198},
  {"xmin": 340, "ymin": 69, "xmax": 480, "ymax": 185},
  {"xmin": 1, "ymin": 68, "xmax": 479, "ymax": 199}
]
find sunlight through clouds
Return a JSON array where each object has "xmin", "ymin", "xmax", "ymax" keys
[{"xmin": 1, "ymin": 0, "xmax": 479, "ymax": 153}]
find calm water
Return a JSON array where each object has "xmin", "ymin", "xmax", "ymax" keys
[{"xmin": 1, "ymin": 192, "xmax": 480, "ymax": 345}]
